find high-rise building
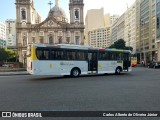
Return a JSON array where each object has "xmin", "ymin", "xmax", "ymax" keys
[
  {"xmin": 0, "ymin": 21, "xmax": 6, "ymax": 41},
  {"xmin": 111, "ymin": 2, "xmax": 136, "ymax": 54},
  {"xmin": 124, "ymin": 3, "xmax": 136, "ymax": 54},
  {"xmin": 0, "ymin": 39, "xmax": 6, "ymax": 48},
  {"xmin": 112, "ymin": 13, "xmax": 125, "ymax": 45},
  {"xmin": 88, "ymin": 27, "xmax": 111, "ymax": 48},
  {"xmin": 85, "ymin": 8, "xmax": 105, "ymax": 45},
  {"xmin": 137, "ymin": 0, "xmax": 157, "ymax": 63},
  {"xmin": 5, "ymin": 19, "xmax": 16, "ymax": 48},
  {"xmin": 135, "ymin": 0, "xmax": 141, "ymax": 62},
  {"xmin": 104, "ymin": 14, "xmax": 119, "ymax": 27},
  {"xmin": 156, "ymin": 0, "xmax": 160, "ymax": 61}
]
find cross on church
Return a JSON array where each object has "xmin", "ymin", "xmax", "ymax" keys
[{"xmin": 48, "ymin": 1, "xmax": 53, "ymax": 10}]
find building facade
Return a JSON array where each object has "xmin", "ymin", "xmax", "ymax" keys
[
  {"xmin": 15, "ymin": 0, "xmax": 84, "ymax": 64},
  {"xmin": 85, "ymin": 8, "xmax": 118, "ymax": 47},
  {"xmin": 156, "ymin": 0, "xmax": 160, "ymax": 61},
  {"xmin": 124, "ymin": 3, "xmax": 136, "ymax": 54},
  {"xmin": 88, "ymin": 27, "xmax": 111, "ymax": 48},
  {"xmin": 85, "ymin": 8, "xmax": 105, "ymax": 45},
  {"xmin": 5, "ymin": 19, "xmax": 16, "ymax": 48},
  {"xmin": 0, "ymin": 21, "xmax": 6, "ymax": 41},
  {"xmin": 104, "ymin": 14, "xmax": 119, "ymax": 27},
  {"xmin": 137, "ymin": 0, "xmax": 157, "ymax": 63},
  {"xmin": 111, "ymin": 14, "xmax": 126, "ymax": 46},
  {"xmin": 0, "ymin": 39, "xmax": 6, "ymax": 48}
]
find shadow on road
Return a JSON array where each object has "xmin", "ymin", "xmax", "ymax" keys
[{"xmin": 29, "ymin": 73, "xmax": 129, "ymax": 81}]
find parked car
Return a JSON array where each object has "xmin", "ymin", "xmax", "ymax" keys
[{"xmin": 148, "ymin": 61, "xmax": 160, "ymax": 68}]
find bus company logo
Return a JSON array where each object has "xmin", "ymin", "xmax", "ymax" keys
[
  {"xmin": 60, "ymin": 62, "xmax": 74, "ymax": 66},
  {"xmin": 2, "ymin": 112, "xmax": 11, "ymax": 117}
]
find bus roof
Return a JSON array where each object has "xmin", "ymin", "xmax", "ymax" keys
[
  {"xmin": 31, "ymin": 44, "xmax": 92, "ymax": 50},
  {"xmin": 30, "ymin": 44, "xmax": 131, "ymax": 53},
  {"xmin": 105, "ymin": 48, "xmax": 131, "ymax": 53}
]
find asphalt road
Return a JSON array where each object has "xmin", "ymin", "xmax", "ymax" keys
[{"xmin": 0, "ymin": 67, "xmax": 160, "ymax": 120}]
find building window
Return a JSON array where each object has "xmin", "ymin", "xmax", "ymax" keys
[
  {"xmin": 49, "ymin": 36, "xmax": 53, "ymax": 44},
  {"xmin": 75, "ymin": 9, "xmax": 79, "ymax": 20},
  {"xmin": 75, "ymin": 36, "xmax": 79, "ymax": 45},
  {"xmin": 21, "ymin": 9, "xmax": 26, "ymax": 20},
  {"xmin": 66, "ymin": 37, "xmax": 70, "ymax": 44},
  {"xmin": 58, "ymin": 37, "xmax": 62, "ymax": 44},
  {"xmin": 152, "ymin": 45, "xmax": 155, "ymax": 48},
  {"xmin": 32, "ymin": 37, "xmax": 35, "ymax": 43},
  {"xmin": 40, "ymin": 37, "xmax": 44, "ymax": 43}
]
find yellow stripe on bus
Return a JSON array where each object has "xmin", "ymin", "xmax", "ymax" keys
[{"xmin": 31, "ymin": 46, "xmax": 38, "ymax": 60}]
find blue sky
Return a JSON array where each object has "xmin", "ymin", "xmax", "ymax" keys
[{"xmin": 0, "ymin": 0, "xmax": 135, "ymax": 22}]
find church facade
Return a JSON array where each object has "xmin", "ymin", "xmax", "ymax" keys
[{"xmin": 15, "ymin": 0, "xmax": 84, "ymax": 64}]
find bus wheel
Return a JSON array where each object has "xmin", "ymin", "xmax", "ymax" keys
[
  {"xmin": 71, "ymin": 68, "xmax": 80, "ymax": 77},
  {"xmin": 115, "ymin": 67, "xmax": 121, "ymax": 75}
]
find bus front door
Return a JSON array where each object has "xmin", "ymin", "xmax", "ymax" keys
[
  {"xmin": 88, "ymin": 51, "xmax": 98, "ymax": 72},
  {"xmin": 123, "ymin": 53, "xmax": 131, "ymax": 71}
]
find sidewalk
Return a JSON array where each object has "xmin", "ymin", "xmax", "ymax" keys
[{"xmin": 0, "ymin": 67, "xmax": 30, "ymax": 76}]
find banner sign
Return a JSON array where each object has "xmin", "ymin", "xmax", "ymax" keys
[{"xmin": 1, "ymin": 111, "xmax": 160, "ymax": 118}]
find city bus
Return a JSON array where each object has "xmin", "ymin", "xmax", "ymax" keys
[{"xmin": 27, "ymin": 44, "xmax": 132, "ymax": 77}]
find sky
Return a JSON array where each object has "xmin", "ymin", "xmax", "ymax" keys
[{"xmin": 0, "ymin": 0, "xmax": 135, "ymax": 22}]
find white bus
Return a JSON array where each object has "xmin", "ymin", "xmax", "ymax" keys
[{"xmin": 27, "ymin": 44, "xmax": 132, "ymax": 77}]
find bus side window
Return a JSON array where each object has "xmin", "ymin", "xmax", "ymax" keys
[
  {"xmin": 108, "ymin": 52, "xmax": 114, "ymax": 60},
  {"xmin": 66, "ymin": 50, "xmax": 76, "ymax": 60},
  {"xmin": 99, "ymin": 52, "xmax": 107, "ymax": 60},
  {"xmin": 50, "ymin": 50, "xmax": 55, "ymax": 60},
  {"xmin": 115, "ymin": 52, "xmax": 122, "ymax": 60},
  {"xmin": 43, "ymin": 50, "xmax": 49, "ymax": 60},
  {"xmin": 77, "ymin": 51, "xmax": 86, "ymax": 60},
  {"xmin": 105, "ymin": 52, "xmax": 109, "ymax": 60}
]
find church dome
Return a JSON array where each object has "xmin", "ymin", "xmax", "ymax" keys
[{"xmin": 48, "ymin": 0, "xmax": 68, "ymax": 22}]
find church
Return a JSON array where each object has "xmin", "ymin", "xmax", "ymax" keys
[{"xmin": 15, "ymin": 0, "xmax": 84, "ymax": 64}]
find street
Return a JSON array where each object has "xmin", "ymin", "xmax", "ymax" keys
[{"xmin": 0, "ymin": 67, "xmax": 160, "ymax": 119}]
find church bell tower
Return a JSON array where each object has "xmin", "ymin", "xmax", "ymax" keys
[
  {"xmin": 15, "ymin": 0, "xmax": 34, "ymax": 25},
  {"xmin": 69, "ymin": 0, "xmax": 84, "ymax": 25}
]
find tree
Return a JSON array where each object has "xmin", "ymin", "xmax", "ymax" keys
[
  {"xmin": 0, "ymin": 48, "xmax": 8, "ymax": 62},
  {"xmin": 6, "ymin": 49, "xmax": 18, "ymax": 62},
  {"xmin": 108, "ymin": 39, "xmax": 133, "ymax": 51},
  {"xmin": 0, "ymin": 48, "xmax": 18, "ymax": 62},
  {"xmin": 125, "ymin": 46, "xmax": 133, "ymax": 51},
  {"xmin": 109, "ymin": 39, "xmax": 126, "ymax": 49}
]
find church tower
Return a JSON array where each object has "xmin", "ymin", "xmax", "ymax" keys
[
  {"xmin": 69, "ymin": 0, "xmax": 84, "ymax": 25},
  {"xmin": 15, "ymin": 0, "xmax": 35, "ymax": 25},
  {"xmin": 15, "ymin": 0, "xmax": 41, "ymax": 64}
]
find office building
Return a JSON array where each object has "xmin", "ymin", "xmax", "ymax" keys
[
  {"xmin": 88, "ymin": 27, "xmax": 111, "ymax": 48},
  {"xmin": 85, "ymin": 8, "xmax": 105, "ymax": 45},
  {"xmin": 104, "ymin": 14, "xmax": 119, "ymax": 27},
  {"xmin": 0, "ymin": 21, "xmax": 6, "ymax": 41}
]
